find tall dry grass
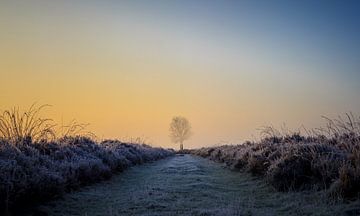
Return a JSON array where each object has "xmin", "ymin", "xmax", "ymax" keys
[
  {"xmin": 0, "ymin": 104, "xmax": 56, "ymax": 143},
  {"xmin": 0, "ymin": 104, "xmax": 97, "ymax": 144},
  {"xmin": 191, "ymin": 113, "xmax": 360, "ymax": 201},
  {"xmin": 0, "ymin": 104, "xmax": 174, "ymax": 213}
]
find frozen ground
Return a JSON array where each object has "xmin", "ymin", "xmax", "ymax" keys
[{"xmin": 31, "ymin": 155, "xmax": 359, "ymax": 216}]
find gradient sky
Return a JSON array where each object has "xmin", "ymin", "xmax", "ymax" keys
[{"xmin": 1, "ymin": 0, "xmax": 360, "ymax": 149}]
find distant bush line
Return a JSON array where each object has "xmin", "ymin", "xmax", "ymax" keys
[{"xmin": 190, "ymin": 114, "xmax": 360, "ymax": 201}]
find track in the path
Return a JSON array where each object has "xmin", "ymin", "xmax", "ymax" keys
[{"xmin": 33, "ymin": 154, "xmax": 352, "ymax": 216}]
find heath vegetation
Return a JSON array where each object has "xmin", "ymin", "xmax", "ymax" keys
[
  {"xmin": 0, "ymin": 104, "xmax": 174, "ymax": 213},
  {"xmin": 191, "ymin": 113, "xmax": 360, "ymax": 201}
]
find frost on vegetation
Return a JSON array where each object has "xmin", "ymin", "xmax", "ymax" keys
[
  {"xmin": 0, "ymin": 104, "xmax": 174, "ymax": 212},
  {"xmin": 0, "ymin": 136, "xmax": 174, "ymax": 211},
  {"xmin": 191, "ymin": 114, "xmax": 360, "ymax": 201}
]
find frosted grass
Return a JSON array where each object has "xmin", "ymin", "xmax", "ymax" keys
[{"xmin": 34, "ymin": 155, "xmax": 359, "ymax": 216}]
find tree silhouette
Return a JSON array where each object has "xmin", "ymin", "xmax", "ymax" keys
[{"xmin": 169, "ymin": 116, "xmax": 192, "ymax": 151}]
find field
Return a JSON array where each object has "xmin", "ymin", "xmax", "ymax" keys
[
  {"xmin": 1, "ymin": 105, "xmax": 360, "ymax": 215},
  {"xmin": 33, "ymin": 154, "xmax": 360, "ymax": 216}
]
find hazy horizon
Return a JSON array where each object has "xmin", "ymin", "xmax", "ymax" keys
[{"xmin": 1, "ymin": 0, "xmax": 360, "ymax": 149}]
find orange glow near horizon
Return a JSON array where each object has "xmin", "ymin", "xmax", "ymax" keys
[{"xmin": 1, "ymin": 1, "xmax": 360, "ymax": 149}]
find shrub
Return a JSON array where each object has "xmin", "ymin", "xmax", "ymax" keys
[
  {"xmin": 0, "ymin": 105, "xmax": 174, "ymax": 212},
  {"xmin": 0, "ymin": 138, "xmax": 174, "ymax": 212},
  {"xmin": 191, "ymin": 113, "xmax": 360, "ymax": 200}
]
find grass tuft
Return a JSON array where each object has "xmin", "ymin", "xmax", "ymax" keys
[{"xmin": 0, "ymin": 104, "xmax": 56, "ymax": 143}]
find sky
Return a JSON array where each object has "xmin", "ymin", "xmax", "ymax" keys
[{"xmin": 1, "ymin": 0, "xmax": 360, "ymax": 149}]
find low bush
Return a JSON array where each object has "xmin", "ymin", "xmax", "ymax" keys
[
  {"xmin": 0, "ymin": 105, "xmax": 174, "ymax": 212},
  {"xmin": 0, "ymin": 137, "xmax": 174, "ymax": 212},
  {"xmin": 191, "ymin": 114, "xmax": 360, "ymax": 200}
]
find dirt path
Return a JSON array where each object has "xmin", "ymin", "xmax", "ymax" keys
[{"xmin": 32, "ymin": 155, "xmax": 356, "ymax": 216}]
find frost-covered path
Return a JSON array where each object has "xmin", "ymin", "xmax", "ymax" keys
[{"xmin": 34, "ymin": 154, "xmax": 350, "ymax": 216}]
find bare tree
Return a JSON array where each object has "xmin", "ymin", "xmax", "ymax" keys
[{"xmin": 169, "ymin": 116, "xmax": 192, "ymax": 150}]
